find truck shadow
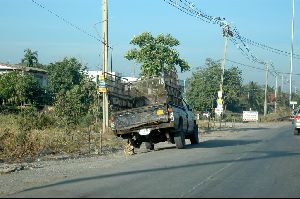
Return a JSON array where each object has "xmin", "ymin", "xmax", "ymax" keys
[
  {"xmin": 152, "ymin": 139, "xmax": 261, "ymax": 152},
  {"xmin": 227, "ymin": 127, "xmax": 268, "ymax": 132},
  {"xmin": 202, "ymin": 127, "xmax": 269, "ymax": 133},
  {"xmin": 186, "ymin": 139, "xmax": 262, "ymax": 149}
]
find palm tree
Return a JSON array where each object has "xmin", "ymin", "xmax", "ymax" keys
[{"xmin": 21, "ymin": 48, "xmax": 38, "ymax": 68}]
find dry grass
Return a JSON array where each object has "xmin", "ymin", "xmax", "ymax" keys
[{"xmin": 0, "ymin": 114, "xmax": 125, "ymax": 163}]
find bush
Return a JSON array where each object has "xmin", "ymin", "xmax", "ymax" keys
[{"xmin": 0, "ymin": 112, "xmax": 125, "ymax": 162}]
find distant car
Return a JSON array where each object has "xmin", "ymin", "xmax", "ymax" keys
[
  {"xmin": 293, "ymin": 109, "xmax": 300, "ymax": 135},
  {"xmin": 291, "ymin": 109, "xmax": 299, "ymax": 121}
]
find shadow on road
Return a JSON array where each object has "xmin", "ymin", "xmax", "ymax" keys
[
  {"xmin": 187, "ymin": 139, "xmax": 262, "ymax": 149},
  {"xmin": 203, "ymin": 127, "xmax": 269, "ymax": 133},
  {"xmin": 228, "ymin": 127, "xmax": 269, "ymax": 132},
  {"xmin": 154, "ymin": 139, "xmax": 261, "ymax": 151}
]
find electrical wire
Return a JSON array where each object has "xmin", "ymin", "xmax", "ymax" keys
[
  {"xmin": 163, "ymin": 0, "xmax": 300, "ymax": 61},
  {"xmin": 31, "ymin": 0, "xmax": 111, "ymax": 49},
  {"xmin": 226, "ymin": 59, "xmax": 300, "ymax": 76}
]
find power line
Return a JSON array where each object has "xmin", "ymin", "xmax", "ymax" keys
[
  {"xmin": 163, "ymin": 0, "xmax": 300, "ymax": 60},
  {"xmin": 226, "ymin": 59, "xmax": 300, "ymax": 76},
  {"xmin": 31, "ymin": 0, "xmax": 111, "ymax": 49}
]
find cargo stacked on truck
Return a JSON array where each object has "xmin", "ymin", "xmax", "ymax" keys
[{"xmin": 105, "ymin": 70, "xmax": 199, "ymax": 151}]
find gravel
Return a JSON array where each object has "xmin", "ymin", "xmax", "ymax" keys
[{"xmin": 0, "ymin": 121, "xmax": 288, "ymax": 197}]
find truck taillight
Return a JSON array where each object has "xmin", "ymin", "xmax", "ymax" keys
[{"xmin": 295, "ymin": 116, "xmax": 300, "ymax": 120}]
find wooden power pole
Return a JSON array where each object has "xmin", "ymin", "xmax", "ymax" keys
[
  {"xmin": 264, "ymin": 62, "xmax": 269, "ymax": 116},
  {"xmin": 102, "ymin": 0, "xmax": 109, "ymax": 133}
]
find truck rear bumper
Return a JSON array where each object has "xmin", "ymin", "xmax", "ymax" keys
[{"xmin": 113, "ymin": 122, "xmax": 174, "ymax": 135}]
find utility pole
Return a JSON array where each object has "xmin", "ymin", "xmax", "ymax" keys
[
  {"xmin": 102, "ymin": 0, "xmax": 109, "ymax": 134},
  {"xmin": 264, "ymin": 62, "xmax": 269, "ymax": 116},
  {"xmin": 220, "ymin": 21, "xmax": 230, "ymax": 94},
  {"xmin": 275, "ymin": 75, "xmax": 278, "ymax": 113},
  {"xmin": 217, "ymin": 20, "xmax": 232, "ymax": 118},
  {"xmin": 281, "ymin": 75, "xmax": 284, "ymax": 93},
  {"xmin": 289, "ymin": 0, "xmax": 295, "ymax": 104}
]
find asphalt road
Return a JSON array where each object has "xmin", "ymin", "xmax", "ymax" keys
[{"xmin": 8, "ymin": 121, "xmax": 300, "ymax": 198}]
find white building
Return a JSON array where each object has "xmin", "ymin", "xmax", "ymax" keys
[{"xmin": 0, "ymin": 63, "xmax": 48, "ymax": 87}]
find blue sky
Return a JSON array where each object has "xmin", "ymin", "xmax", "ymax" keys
[{"xmin": 0, "ymin": 0, "xmax": 299, "ymax": 92}]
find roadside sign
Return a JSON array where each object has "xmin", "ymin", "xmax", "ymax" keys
[
  {"xmin": 215, "ymin": 107, "xmax": 223, "ymax": 116},
  {"xmin": 217, "ymin": 98, "xmax": 223, "ymax": 106},
  {"xmin": 290, "ymin": 101, "xmax": 297, "ymax": 105},
  {"xmin": 243, "ymin": 111, "xmax": 258, "ymax": 122},
  {"xmin": 98, "ymin": 87, "xmax": 108, "ymax": 93},
  {"xmin": 98, "ymin": 81, "xmax": 106, "ymax": 87},
  {"xmin": 218, "ymin": 90, "xmax": 222, "ymax": 98},
  {"xmin": 99, "ymin": 74, "xmax": 105, "ymax": 80}
]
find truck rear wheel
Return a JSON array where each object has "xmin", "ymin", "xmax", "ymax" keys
[
  {"xmin": 145, "ymin": 142, "xmax": 154, "ymax": 150},
  {"xmin": 174, "ymin": 122, "xmax": 185, "ymax": 149}
]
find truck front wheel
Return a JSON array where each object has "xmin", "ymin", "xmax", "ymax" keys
[
  {"xmin": 145, "ymin": 142, "xmax": 155, "ymax": 150},
  {"xmin": 190, "ymin": 124, "xmax": 199, "ymax": 144}
]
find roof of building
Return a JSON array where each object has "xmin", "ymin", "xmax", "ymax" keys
[{"xmin": 0, "ymin": 63, "xmax": 47, "ymax": 74}]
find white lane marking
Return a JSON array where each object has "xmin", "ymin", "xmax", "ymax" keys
[{"xmin": 181, "ymin": 153, "xmax": 247, "ymax": 197}]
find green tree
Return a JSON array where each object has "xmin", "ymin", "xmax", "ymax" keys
[
  {"xmin": 54, "ymin": 78, "xmax": 97, "ymax": 126},
  {"xmin": 125, "ymin": 32, "xmax": 190, "ymax": 76},
  {"xmin": 47, "ymin": 57, "xmax": 98, "ymax": 125},
  {"xmin": 186, "ymin": 58, "xmax": 243, "ymax": 112},
  {"xmin": 0, "ymin": 72, "xmax": 45, "ymax": 106},
  {"xmin": 21, "ymin": 49, "xmax": 38, "ymax": 68},
  {"xmin": 240, "ymin": 81, "xmax": 264, "ymax": 113},
  {"xmin": 186, "ymin": 59, "xmax": 221, "ymax": 112},
  {"xmin": 0, "ymin": 72, "xmax": 17, "ymax": 105},
  {"xmin": 223, "ymin": 67, "xmax": 243, "ymax": 112},
  {"xmin": 47, "ymin": 57, "xmax": 87, "ymax": 98}
]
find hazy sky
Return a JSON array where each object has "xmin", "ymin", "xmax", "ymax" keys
[{"xmin": 0, "ymin": 0, "xmax": 299, "ymax": 91}]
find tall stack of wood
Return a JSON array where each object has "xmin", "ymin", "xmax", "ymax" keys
[
  {"xmin": 104, "ymin": 73, "xmax": 133, "ymax": 111},
  {"xmin": 162, "ymin": 69, "xmax": 183, "ymax": 106},
  {"xmin": 105, "ymin": 69, "xmax": 183, "ymax": 110}
]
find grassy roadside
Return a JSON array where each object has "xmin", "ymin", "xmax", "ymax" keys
[
  {"xmin": 0, "ymin": 108, "xmax": 291, "ymax": 163},
  {"xmin": 0, "ymin": 113, "xmax": 125, "ymax": 163}
]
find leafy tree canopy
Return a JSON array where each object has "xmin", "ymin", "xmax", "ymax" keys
[
  {"xmin": 21, "ymin": 48, "xmax": 38, "ymax": 68},
  {"xmin": 240, "ymin": 81, "xmax": 264, "ymax": 113},
  {"xmin": 0, "ymin": 72, "xmax": 44, "ymax": 106},
  {"xmin": 125, "ymin": 32, "xmax": 190, "ymax": 76},
  {"xmin": 186, "ymin": 58, "xmax": 243, "ymax": 112},
  {"xmin": 47, "ymin": 57, "xmax": 87, "ymax": 96}
]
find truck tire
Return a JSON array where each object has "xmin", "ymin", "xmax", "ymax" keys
[
  {"xmin": 145, "ymin": 142, "xmax": 154, "ymax": 150},
  {"xmin": 174, "ymin": 121, "xmax": 185, "ymax": 149},
  {"xmin": 190, "ymin": 124, "xmax": 199, "ymax": 144}
]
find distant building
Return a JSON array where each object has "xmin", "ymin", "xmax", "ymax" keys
[{"xmin": 0, "ymin": 63, "xmax": 48, "ymax": 87}]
